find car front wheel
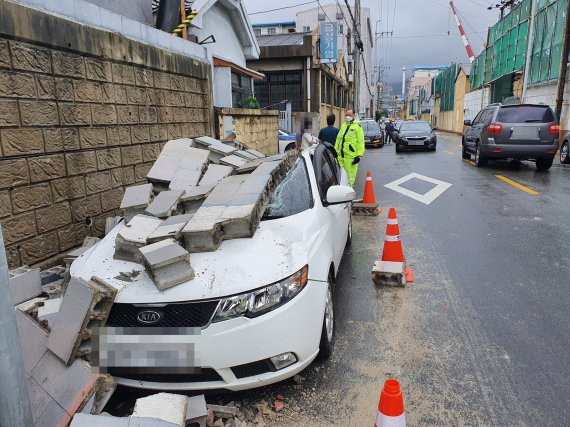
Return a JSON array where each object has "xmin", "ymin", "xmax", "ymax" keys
[
  {"xmin": 318, "ymin": 274, "xmax": 335, "ymax": 359},
  {"xmin": 475, "ymin": 143, "xmax": 488, "ymax": 167},
  {"xmin": 395, "ymin": 143, "xmax": 402, "ymax": 153},
  {"xmin": 560, "ymin": 141, "xmax": 570, "ymax": 164},
  {"xmin": 536, "ymin": 157, "xmax": 553, "ymax": 170},
  {"xmin": 462, "ymin": 142, "xmax": 471, "ymax": 159}
]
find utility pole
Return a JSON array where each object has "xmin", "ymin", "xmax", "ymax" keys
[
  {"xmin": 0, "ymin": 225, "xmax": 33, "ymax": 427},
  {"xmin": 401, "ymin": 66, "xmax": 406, "ymax": 99},
  {"xmin": 555, "ymin": 0, "xmax": 570, "ymax": 121},
  {"xmin": 522, "ymin": 0, "xmax": 537, "ymax": 102},
  {"xmin": 353, "ymin": 0, "xmax": 361, "ymax": 115}
]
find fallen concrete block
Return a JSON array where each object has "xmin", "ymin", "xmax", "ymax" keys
[
  {"xmin": 139, "ymin": 239, "xmax": 195, "ymax": 290},
  {"xmin": 16, "ymin": 296, "xmax": 47, "ymax": 320},
  {"xmin": 198, "ymin": 164, "xmax": 234, "ymax": 187},
  {"xmin": 372, "ymin": 260, "xmax": 407, "ymax": 287},
  {"xmin": 186, "ymin": 395, "xmax": 208, "ymax": 427},
  {"xmin": 207, "ymin": 141, "xmax": 237, "ymax": 163},
  {"xmin": 193, "ymin": 135, "xmax": 220, "ymax": 149},
  {"xmin": 233, "ymin": 150, "xmax": 259, "ymax": 161},
  {"xmin": 105, "ymin": 216, "xmax": 123, "ymax": 235},
  {"xmin": 37, "ymin": 297, "xmax": 62, "ymax": 329},
  {"xmin": 180, "ymin": 183, "xmax": 216, "ymax": 214},
  {"xmin": 30, "ymin": 351, "xmax": 116, "ymax": 424},
  {"xmin": 120, "ymin": 184, "xmax": 153, "ymax": 222},
  {"xmin": 145, "ymin": 189, "xmax": 185, "ymax": 218},
  {"xmin": 132, "ymin": 393, "xmax": 188, "ymax": 426},
  {"xmin": 147, "ymin": 214, "xmax": 194, "ymax": 243},
  {"xmin": 147, "ymin": 142, "xmax": 209, "ymax": 188},
  {"xmin": 48, "ymin": 277, "xmax": 116, "ymax": 365},
  {"xmin": 9, "ymin": 266, "xmax": 42, "ymax": 305},
  {"xmin": 246, "ymin": 148, "xmax": 265, "ymax": 158},
  {"xmin": 70, "ymin": 413, "xmax": 130, "ymax": 426},
  {"xmin": 160, "ymin": 138, "xmax": 195, "ymax": 155},
  {"xmin": 15, "ymin": 309, "xmax": 48, "ymax": 373},
  {"xmin": 219, "ymin": 154, "xmax": 248, "ymax": 168},
  {"xmin": 114, "ymin": 215, "xmax": 163, "ymax": 263},
  {"xmin": 168, "ymin": 165, "xmax": 203, "ymax": 190}
]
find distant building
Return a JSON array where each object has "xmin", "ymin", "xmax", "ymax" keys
[
  {"xmin": 252, "ymin": 22, "xmax": 296, "ymax": 36},
  {"xmin": 405, "ymin": 66, "xmax": 447, "ymax": 120}
]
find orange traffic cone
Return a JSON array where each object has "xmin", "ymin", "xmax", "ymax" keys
[
  {"xmin": 372, "ymin": 208, "xmax": 413, "ymax": 286},
  {"xmin": 374, "ymin": 379, "xmax": 406, "ymax": 427},
  {"xmin": 363, "ymin": 171, "xmax": 377, "ymax": 204},
  {"xmin": 353, "ymin": 171, "xmax": 381, "ymax": 216}
]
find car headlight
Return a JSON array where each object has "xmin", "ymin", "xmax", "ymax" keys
[{"xmin": 212, "ymin": 266, "xmax": 309, "ymax": 322}]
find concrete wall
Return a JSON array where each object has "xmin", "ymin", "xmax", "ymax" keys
[
  {"xmin": 464, "ymin": 87, "xmax": 491, "ymax": 121},
  {"xmin": 82, "ymin": 0, "xmax": 154, "ymax": 25},
  {"xmin": 0, "ymin": 1, "xmax": 211, "ymax": 269},
  {"xmin": 433, "ymin": 70, "xmax": 471, "ymax": 134},
  {"xmin": 215, "ymin": 108, "xmax": 278, "ymax": 154}
]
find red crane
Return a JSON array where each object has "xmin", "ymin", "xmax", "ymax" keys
[{"xmin": 449, "ymin": 1, "xmax": 476, "ymax": 63}]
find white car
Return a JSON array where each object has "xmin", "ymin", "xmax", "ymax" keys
[{"xmin": 71, "ymin": 143, "xmax": 355, "ymax": 391}]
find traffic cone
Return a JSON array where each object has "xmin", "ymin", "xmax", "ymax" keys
[
  {"xmin": 372, "ymin": 208, "xmax": 413, "ymax": 286},
  {"xmin": 353, "ymin": 171, "xmax": 381, "ymax": 216},
  {"xmin": 363, "ymin": 171, "xmax": 377, "ymax": 204},
  {"xmin": 374, "ymin": 379, "xmax": 406, "ymax": 427}
]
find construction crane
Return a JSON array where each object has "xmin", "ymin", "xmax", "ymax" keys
[{"xmin": 449, "ymin": 1, "xmax": 475, "ymax": 63}]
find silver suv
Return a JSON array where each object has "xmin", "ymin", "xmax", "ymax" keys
[{"xmin": 462, "ymin": 103, "xmax": 559, "ymax": 170}]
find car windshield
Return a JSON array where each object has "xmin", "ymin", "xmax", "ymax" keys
[
  {"xmin": 400, "ymin": 122, "xmax": 431, "ymax": 132},
  {"xmin": 262, "ymin": 158, "xmax": 312, "ymax": 220},
  {"xmin": 361, "ymin": 121, "xmax": 379, "ymax": 133},
  {"xmin": 496, "ymin": 106, "xmax": 555, "ymax": 123}
]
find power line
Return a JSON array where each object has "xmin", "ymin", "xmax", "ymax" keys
[{"xmin": 248, "ymin": 0, "xmax": 317, "ymax": 16}]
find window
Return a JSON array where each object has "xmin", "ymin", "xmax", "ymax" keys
[
  {"xmin": 254, "ymin": 71, "xmax": 303, "ymax": 111},
  {"xmin": 320, "ymin": 151, "xmax": 338, "ymax": 198},
  {"xmin": 471, "ymin": 110, "xmax": 484, "ymax": 125},
  {"xmin": 262, "ymin": 159, "xmax": 312, "ymax": 219},
  {"xmin": 339, "ymin": 24, "xmax": 343, "ymax": 34},
  {"xmin": 231, "ymin": 73, "xmax": 253, "ymax": 108},
  {"xmin": 303, "ymin": 26, "xmax": 311, "ymax": 32},
  {"xmin": 496, "ymin": 106, "xmax": 555, "ymax": 123},
  {"xmin": 254, "ymin": 28, "xmax": 261, "ymax": 36},
  {"xmin": 268, "ymin": 27, "xmax": 276, "ymax": 35}
]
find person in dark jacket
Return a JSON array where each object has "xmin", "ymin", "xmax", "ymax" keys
[
  {"xmin": 385, "ymin": 119, "xmax": 395, "ymax": 145},
  {"xmin": 318, "ymin": 114, "xmax": 340, "ymax": 145}
]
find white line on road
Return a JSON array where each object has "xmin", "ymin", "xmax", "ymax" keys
[{"xmin": 384, "ymin": 172, "xmax": 453, "ymax": 205}]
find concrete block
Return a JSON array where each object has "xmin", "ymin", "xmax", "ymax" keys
[
  {"xmin": 207, "ymin": 142, "xmax": 237, "ymax": 164},
  {"xmin": 186, "ymin": 395, "xmax": 208, "ymax": 427},
  {"xmin": 168, "ymin": 166, "xmax": 203, "ymax": 190},
  {"xmin": 70, "ymin": 413, "xmax": 130, "ymax": 427},
  {"xmin": 114, "ymin": 215, "xmax": 162, "ymax": 263},
  {"xmin": 37, "ymin": 297, "xmax": 62, "ymax": 327},
  {"xmin": 207, "ymin": 404, "xmax": 238, "ymax": 419},
  {"xmin": 105, "ymin": 216, "xmax": 123, "ymax": 236},
  {"xmin": 372, "ymin": 260, "xmax": 407, "ymax": 287},
  {"xmin": 139, "ymin": 239, "xmax": 194, "ymax": 290},
  {"xmin": 245, "ymin": 149, "xmax": 265, "ymax": 158},
  {"xmin": 180, "ymin": 183, "xmax": 216, "ymax": 214},
  {"xmin": 147, "ymin": 144, "xmax": 209, "ymax": 186},
  {"xmin": 129, "ymin": 417, "xmax": 181, "ymax": 427},
  {"xmin": 198, "ymin": 164, "xmax": 233, "ymax": 187},
  {"xmin": 48, "ymin": 277, "xmax": 116, "ymax": 365},
  {"xmin": 9, "ymin": 266, "xmax": 42, "ymax": 305},
  {"xmin": 219, "ymin": 154, "xmax": 248, "ymax": 168},
  {"xmin": 147, "ymin": 214, "xmax": 193, "ymax": 243},
  {"xmin": 235, "ymin": 157, "xmax": 271, "ymax": 174},
  {"xmin": 15, "ymin": 309, "xmax": 48, "ymax": 373},
  {"xmin": 145, "ymin": 189, "xmax": 184, "ymax": 218},
  {"xmin": 233, "ymin": 150, "xmax": 258, "ymax": 160},
  {"xmin": 120, "ymin": 184, "xmax": 153, "ymax": 222},
  {"xmin": 193, "ymin": 136, "xmax": 220, "ymax": 149},
  {"xmin": 132, "ymin": 393, "xmax": 188, "ymax": 426}
]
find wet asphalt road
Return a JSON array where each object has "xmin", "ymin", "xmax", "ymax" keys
[{"xmin": 108, "ymin": 133, "xmax": 570, "ymax": 425}]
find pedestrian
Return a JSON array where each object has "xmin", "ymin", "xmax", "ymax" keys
[
  {"xmin": 335, "ymin": 109, "xmax": 365, "ymax": 187},
  {"xmin": 295, "ymin": 116, "xmax": 317, "ymax": 149},
  {"xmin": 385, "ymin": 119, "xmax": 395, "ymax": 145},
  {"xmin": 318, "ymin": 114, "xmax": 340, "ymax": 145}
]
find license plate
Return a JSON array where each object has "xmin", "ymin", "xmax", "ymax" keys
[
  {"xmin": 511, "ymin": 127, "xmax": 539, "ymax": 140},
  {"xmin": 408, "ymin": 140, "xmax": 424, "ymax": 146}
]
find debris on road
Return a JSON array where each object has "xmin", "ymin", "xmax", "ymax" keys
[{"xmin": 352, "ymin": 171, "xmax": 380, "ymax": 216}]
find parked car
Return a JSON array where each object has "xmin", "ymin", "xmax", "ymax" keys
[
  {"xmin": 462, "ymin": 103, "xmax": 559, "ymax": 170},
  {"xmin": 360, "ymin": 119, "xmax": 384, "ymax": 148},
  {"xmin": 560, "ymin": 132, "xmax": 570, "ymax": 164},
  {"xmin": 278, "ymin": 129, "xmax": 296, "ymax": 153},
  {"xmin": 70, "ymin": 143, "xmax": 355, "ymax": 392},
  {"xmin": 393, "ymin": 120, "xmax": 437, "ymax": 152}
]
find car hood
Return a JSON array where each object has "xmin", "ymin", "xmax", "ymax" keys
[
  {"xmin": 400, "ymin": 130, "xmax": 432, "ymax": 138},
  {"xmin": 70, "ymin": 209, "xmax": 318, "ymax": 303}
]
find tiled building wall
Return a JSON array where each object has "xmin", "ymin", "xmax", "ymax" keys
[{"xmin": 0, "ymin": 1, "xmax": 211, "ymax": 268}]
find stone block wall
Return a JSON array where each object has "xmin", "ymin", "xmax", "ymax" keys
[
  {"xmin": 215, "ymin": 108, "xmax": 279, "ymax": 155},
  {"xmin": 0, "ymin": 1, "xmax": 211, "ymax": 268}
]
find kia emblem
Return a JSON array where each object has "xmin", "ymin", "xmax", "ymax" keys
[{"xmin": 137, "ymin": 310, "xmax": 162, "ymax": 325}]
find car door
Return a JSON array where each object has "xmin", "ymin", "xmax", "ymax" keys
[
  {"xmin": 466, "ymin": 110, "xmax": 483, "ymax": 150},
  {"xmin": 313, "ymin": 144, "xmax": 349, "ymax": 264}
]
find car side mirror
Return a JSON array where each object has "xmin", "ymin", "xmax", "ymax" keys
[
  {"xmin": 464, "ymin": 120, "xmax": 472, "ymax": 126},
  {"xmin": 326, "ymin": 185, "xmax": 356, "ymax": 205},
  {"xmin": 432, "ymin": 127, "xmax": 438, "ymax": 131}
]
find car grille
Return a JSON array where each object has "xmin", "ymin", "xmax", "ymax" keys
[
  {"xmin": 106, "ymin": 301, "xmax": 220, "ymax": 328},
  {"xmin": 231, "ymin": 359, "xmax": 275, "ymax": 379},
  {"xmin": 108, "ymin": 367, "xmax": 223, "ymax": 383},
  {"xmin": 406, "ymin": 136, "xmax": 427, "ymax": 140}
]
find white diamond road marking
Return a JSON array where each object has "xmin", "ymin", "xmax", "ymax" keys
[{"xmin": 384, "ymin": 172, "xmax": 453, "ymax": 205}]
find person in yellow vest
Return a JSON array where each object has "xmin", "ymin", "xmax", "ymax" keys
[{"xmin": 335, "ymin": 109, "xmax": 365, "ymax": 187}]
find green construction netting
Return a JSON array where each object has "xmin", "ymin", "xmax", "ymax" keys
[
  {"xmin": 431, "ymin": 64, "xmax": 457, "ymax": 112},
  {"xmin": 471, "ymin": 0, "xmax": 568, "ymax": 90}
]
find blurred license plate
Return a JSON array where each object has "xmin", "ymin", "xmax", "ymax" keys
[
  {"xmin": 408, "ymin": 140, "xmax": 424, "ymax": 146},
  {"xmin": 511, "ymin": 127, "xmax": 539, "ymax": 139}
]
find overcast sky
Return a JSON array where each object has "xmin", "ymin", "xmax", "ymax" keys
[{"xmin": 243, "ymin": 0, "xmax": 500, "ymax": 93}]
